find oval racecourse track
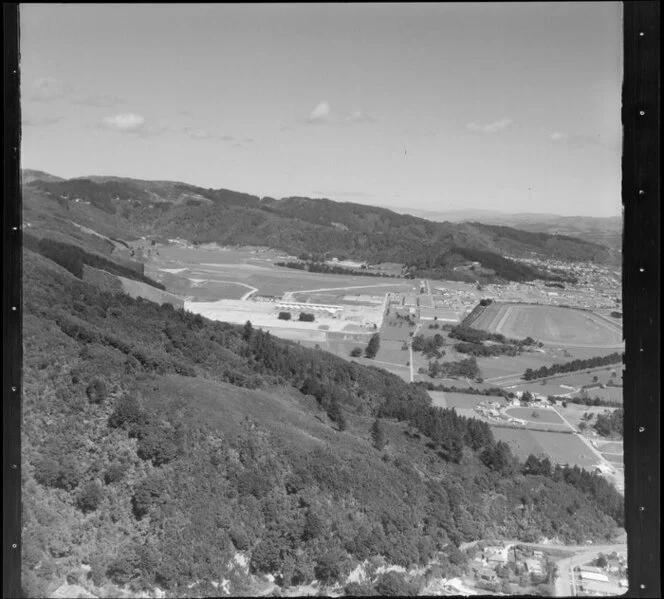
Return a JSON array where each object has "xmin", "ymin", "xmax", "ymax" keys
[
  {"xmin": 474, "ymin": 303, "xmax": 623, "ymax": 348},
  {"xmin": 504, "ymin": 406, "xmax": 567, "ymax": 426}
]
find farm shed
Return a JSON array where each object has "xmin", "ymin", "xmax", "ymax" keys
[
  {"xmin": 578, "ymin": 565, "xmax": 605, "ymax": 574},
  {"xmin": 579, "ymin": 571, "xmax": 610, "ymax": 583},
  {"xmin": 579, "ymin": 579, "xmax": 622, "ymax": 596}
]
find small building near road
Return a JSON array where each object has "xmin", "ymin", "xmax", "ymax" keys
[
  {"xmin": 579, "ymin": 579, "xmax": 622, "ymax": 596},
  {"xmin": 579, "ymin": 571, "xmax": 610, "ymax": 583}
]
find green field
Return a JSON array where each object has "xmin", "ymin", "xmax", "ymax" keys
[
  {"xmin": 491, "ymin": 427, "xmax": 600, "ymax": 468},
  {"xmin": 428, "ymin": 391, "xmax": 496, "ymax": 410},
  {"xmin": 576, "ymin": 386, "xmax": 622, "ymax": 403},
  {"xmin": 557, "ymin": 404, "xmax": 619, "ymax": 431},
  {"xmin": 596, "ymin": 441, "xmax": 623, "ymax": 454},
  {"xmin": 478, "ymin": 350, "xmax": 571, "ymax": 381},
  {"xmin": 507, "ymin": 365, "xmax": 623, "ymax": 398},
  {"xmin": 602, "ymin": 453, "xmax": 624, "ymax": 465},
  {"xmin": 296, "ymin": 283, "xmax": 414, "ymax": 304},
  {"xmin": 504, "ymin": 407, "xmax": 567, "ymax": 426},
  {"xmin": 149, "ymin": 245, "xmax": 413, "ymax": 301},
  {"xmin": 472, "ymin": 303, "xmax": 622, "ymax": 347}
]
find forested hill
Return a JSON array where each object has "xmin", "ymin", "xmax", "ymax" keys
[
  {"xmin": 22, "ymin": 233, "xmax": 624, "ymax": 596},
  {"xmin": 22, "ymin": 171, "xmax": 611, "ymax": 283}
]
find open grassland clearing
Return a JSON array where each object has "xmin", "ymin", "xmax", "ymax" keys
[
  {"xmin": 596, "ymin": 441, "xmax": 623, "ymax": 454},
  {"xmin": 491, "ymin": 428, "xmax": 601, "ymax": 468},
  {"xmin": 554, "ymin": 404, "xmax": 620, "ymax": 431},
  {"xmin": 428, "ymin": 391, "xmax": 498, "ymax": 410},
  {"xmin": 148, "ymin": 244, "xmax": 411, "ymax": 301},
  {"xmin": 379, "ymin": 313, "xmax": 418, "ymax": 342},
  {"xmin": 183, "ymin": 280, "xmax": 254, "ymax": 300},
  {"xmin": 118, "ymin": 276, "xmax": 185, "ymax": 307},
  {"xmin": 602, "ymin": 453, "xmax": 624, "ymax": 465},
  {"xmin": 374, "ymin": 339, "xmax": 410, "ymax": 366},
  {"xmin": 479, "ymin": 350, "xmax": 569, "ymax": 381},
  {"xmin": 139, "ymin": 374, "xmax": 334, "ymax": 451},
  {"xmin": 472, "ymin": 303, "xmax": 622, "ymax": 347},
  {"xmin": 506, "ymin": 364, "xmax": 623, "ymax": 396},
  {"xmin": 576, "ymin": 386, "xmax": 622, "ymax": 403},
  {"xmin": 553, "ymin": 345, "xmax": 624, "ymax": 360},
  {"xmin": 553, "ymin": 368, "xmax": 623, "ymax": 388}
]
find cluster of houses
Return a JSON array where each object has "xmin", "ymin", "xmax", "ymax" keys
[
  {"xmin": 482, "ymin": 261, "xmax": 620, "ymax": 311},
  {"xmin": 467, "ymin": 543, "xmax": 549, "ymax": 590}
]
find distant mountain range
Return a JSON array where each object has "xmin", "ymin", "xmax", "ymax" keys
[
  {"xmin": 21, "ymin": 170, "xmax": 618, "ymax": 284},
  {"xmin": 389, "ymin": 206, "xmax": 622, "ymax": 258}
]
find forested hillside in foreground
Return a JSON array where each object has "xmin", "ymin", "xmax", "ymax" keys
[{"xmin": 22, "ymin": 248, "xmax": 622, "ymax": 598}]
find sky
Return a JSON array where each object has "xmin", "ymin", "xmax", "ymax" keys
[{"xmin": 20, "ymin": 3, "xmax": 623, "ymax": 217}]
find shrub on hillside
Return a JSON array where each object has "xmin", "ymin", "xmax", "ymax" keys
[
  {"xmin": 76, "ymin": 481, "xmax": 104, "ymax": 513},
  {"xmin": 136, "ymin": 423, "xmax": 182, "ymax": 466},
  {"xmin": 104, "ymin": 462, "xmax": 129, "ymax": 485},
  {"xmin": 131, "ymin": 473, "xmax": 167, "ymax": 520},
  {"xmin": 85, "ymin": 379, "xmax": 108, "ymax": 404},
  {"xmin": 314, "ymin": 548, "xmax": 349, "ymax": 585},
  {"xmin": 34, "ymin": 455, "xmax": 81, "ymax": 491},
  {"xmin": 375, "ymin": 571, "xmax": 420, "ymax": 596},
  {"xmin": 108, "ymin": 395, "xmax": 148, "ymax": 431}
]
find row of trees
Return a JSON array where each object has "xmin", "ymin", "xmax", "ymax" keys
[
  {"xmin": 420, "ymin": 357, "xmax": 481, "ymax": 380},
  {"xmin": 275, "ymin": 261, "xmax": 398, "ymax": 279},
  {"xmin": 523, "ymin": 352, "xmax": 623, "ymax": 381},
  {"xmin": 453, "ymin": 341, "xmax": 522, "ymax": 358},
  {"xmin": 415, "ymin": 381, "xmax": 510, "ymax": 399},
  {"xmin": 448, "ymin": 325, "xmax": 538, "ymax": 348}
]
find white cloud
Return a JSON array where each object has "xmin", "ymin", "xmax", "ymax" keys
[
  {"xmin": 346, "ymin": 109, "xmax": 376, "ymax": 124},
  {"xmin": 467, "ymin": 118, "xmax": 514, "ymax": 134},
  {"xmin": 306, "ymin": 101, "xmax": 332, "ymax": 124},
  {"xmin": 549, "ymin": 132, "xmax": 567, "ymax": 142},
  {"xmin": 100, "ymin": 113, "xmax": 146, "ymax": 133},
  {"xmin": 29, "ymin": 77, "xmax": 68, "ymax": 102},
  {"xmin": 185, "ymin": 127, "xmax": 211, "ymax": 140},
  {"xmin": 548, "ymin": 131, "xmax": 603, "ymax": 148}
]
